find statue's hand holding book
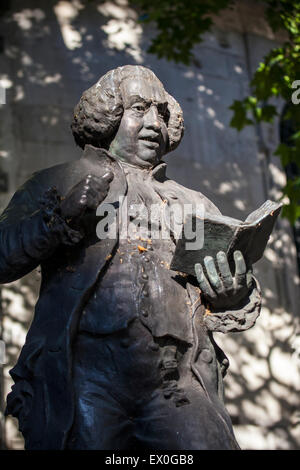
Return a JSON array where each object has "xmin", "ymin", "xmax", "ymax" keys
[{"xmin": 171, "ymin": 200, "xmax": 282, "ymax": 310}]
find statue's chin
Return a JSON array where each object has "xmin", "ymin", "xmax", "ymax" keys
[
  {"xmin": 136, "ymin": 150, "xmax": 162, "ymax": 167},
  {"xmin": 110, "ymin": 145, "xmax": 163, "ymax": 169},
  {"xmin": 121, "ymin": 153, "xmax": 161, "ymax": 169}
]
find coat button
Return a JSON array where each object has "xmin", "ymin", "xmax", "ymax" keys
[
  {"xmin": 200, "ymin": 349, "xmax": 213, "ymax": 363},
  {"xmin": 141, "ymin": 309, "xmax": 148, "ymax": 317},
  {"xmin": 142, "ymin": 273, "xmax": 148, "ymax": 280}
]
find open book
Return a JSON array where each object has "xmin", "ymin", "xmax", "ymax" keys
[{"xmin": 170, "ymin": 200, "xmax": 282, "ymax": 276}]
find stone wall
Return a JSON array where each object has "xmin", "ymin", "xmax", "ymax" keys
[{"xmin": 0, "ymin": 0, "xmax": 299, "ymax": 449}]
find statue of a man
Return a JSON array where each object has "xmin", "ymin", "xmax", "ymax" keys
[{"xmin": 3, "ymin": 65, "xmax": 261, "ymax": 450}]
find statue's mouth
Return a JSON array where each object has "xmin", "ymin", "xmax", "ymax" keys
[{"xmin": 139, "ymin": 134, "xmax": 160, "ymax": 147}]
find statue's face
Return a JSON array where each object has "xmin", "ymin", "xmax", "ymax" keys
[{"xmin": 109, "ymin": 77, "xmax": 169, "ymax": 168}]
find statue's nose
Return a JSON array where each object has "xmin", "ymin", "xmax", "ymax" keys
[{"xmin": 144, "ymin": 105, "xmax": 160, "ymax": 130}]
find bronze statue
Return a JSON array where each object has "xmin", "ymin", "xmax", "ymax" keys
[{"xmin": 2, "ymin": 65, "xmax": 263, "ymax": 450}]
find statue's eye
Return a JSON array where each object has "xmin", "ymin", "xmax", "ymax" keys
[
  {"xmin": 157, "ymin": 104, "xmax": 169, "ymax": 122},
  {"xmin": 132, "ymin": 104, "xmax": 146, "ymax": 112},
  {"xmin": 157, "ymin": 105, "xmax": 170, "ymax": 123}
]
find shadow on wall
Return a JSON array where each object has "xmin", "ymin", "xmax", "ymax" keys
[
  {"xmin": 216, "ymin": 245, "xmax": 300, "ymax": 450},
  {"xmin": 0, "ymin": 0, "xmax": 299, "ymax": 450}
]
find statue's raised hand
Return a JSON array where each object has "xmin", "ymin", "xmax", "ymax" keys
[
  {"xmin": 60, "ymin": 172, "xmax": 114, "ymax": 223},
  {"xmin": 195, "ymin": 250, "xmax": 253, "ymax": 310}
]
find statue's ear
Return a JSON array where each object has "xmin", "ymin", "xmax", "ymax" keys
[{"xmin": 165, "ymin": 92, "xmax": 184, "ymax": 153}]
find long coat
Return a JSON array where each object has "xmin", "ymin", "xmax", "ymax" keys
[{"xmin": 2, "ymin": 145, "xmax": 261, "ymax": 449}]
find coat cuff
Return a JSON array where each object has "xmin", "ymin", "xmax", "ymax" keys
[{"xmin": 204, "ymin": 277, "xmax": 262, "ymax": 333}]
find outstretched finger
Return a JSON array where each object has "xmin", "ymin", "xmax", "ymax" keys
[
  {"xmin": 246, "ymin": 270, "xmax": 254, "ymax": 289},
  {"xmin": 195, "ymin": 263, "xmax": 217, "ymax": 300},
  {"xmin": 234, "ymin": 250, "xmax": 247, "ymax": 288},
  {"xmin": 216, "ymin": 251, "xmax": 233, "ymax": 290},
  {"xmin": 204, "ymin": 256, "xmax": 223, "ymax": 294}
]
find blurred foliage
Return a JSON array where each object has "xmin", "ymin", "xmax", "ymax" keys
[
  {"xmin": 132, "ymin": 0, "xmax": 234, "ymax": 64},
  {"xmin": 131, "ymin": 0, "xmax": 300, "ymax": 225},
  {"xmin": 230, "ymin": 1, "xmax": 300, "ymax": 225}
]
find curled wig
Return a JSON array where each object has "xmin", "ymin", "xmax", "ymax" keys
[{"xmin": 71, "ymin": 65, "xmax": 184, "ymax": 154}]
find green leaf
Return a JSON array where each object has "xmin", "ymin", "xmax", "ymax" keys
[
  {"xmin": 229, "ymin": 100, "xmax": 254, "ymax": 130},
  {"xmin": 274, "ymin": 143, "xmax": 293, "ymax": 167},
  {"xmin": 261, "ymin": 104, "xmax": 277, "ymax": 121},
  {"xmin": 281, "ymin": 202, "xmax": 300, "ymax": 226}
]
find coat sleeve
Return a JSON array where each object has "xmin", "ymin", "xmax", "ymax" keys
[
  {"xmin": 0, "ymin": 174, "xmax": 82, "ymax": 284},
  {"xmin": 203, "ymin": 275, "xmax": 262, "ymax": 333}
]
